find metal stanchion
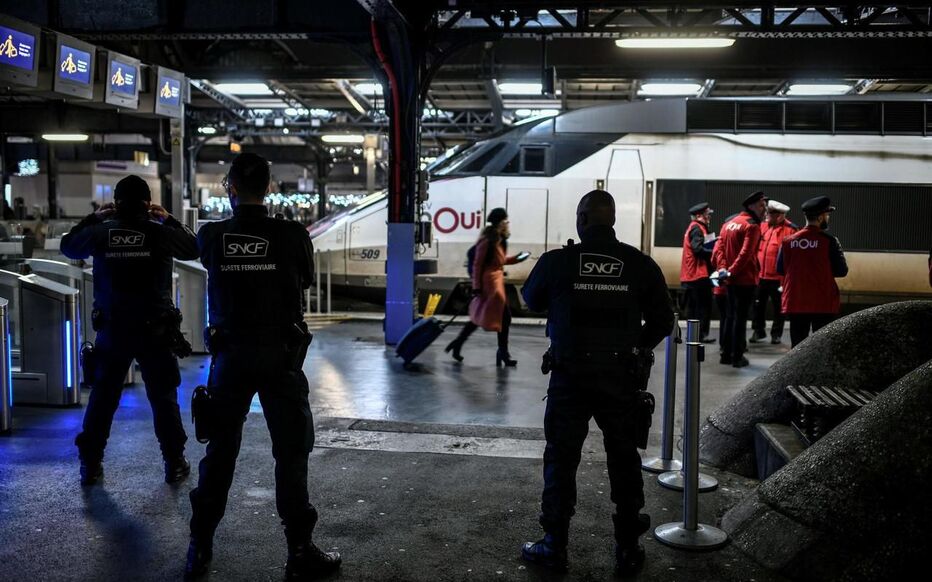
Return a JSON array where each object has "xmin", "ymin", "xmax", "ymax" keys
[
  {"xmin": 655, "ymin": 319, "xmax": 728, "ymax": 550},
  {"xmin": 658, "ymin": 319, "xmax": 719, "ymax": 493},
  {"xmin": 326, "ymin": 253, "xmax": 332, "ymax": 315},
  {"xmin": 0, "ymin": 299, "xmax": 11, "ymax": 434},
  {"xmin": 315, "ymin": 249, "xmax": 322, "ymax": 315},
  {"xmin": 642, "ymin": 312, "xmax": 683, "ymax": 473}
]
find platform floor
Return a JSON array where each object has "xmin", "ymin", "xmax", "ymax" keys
[{"xmin": 0, "ymin": 319, "xmax": 790, "ymax": 581}]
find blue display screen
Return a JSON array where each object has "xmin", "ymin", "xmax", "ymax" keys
[
  {"xmin": 157, "ymin": 75, "xmax": 182, "ymax": 107},
  {"xmin": 0, "ymin": 25, "xmax": 36, "ymax": 71},
  {"xmin": 59, "ymin": 44, "xmax": 91, "ymax": 85},
  {"xmin": 109, "ymin": 58, "xmax": 137, "ymax": 96}
]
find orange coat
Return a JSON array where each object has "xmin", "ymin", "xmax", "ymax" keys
[{"xmin": 468, "ymin": 237, "xmax": 517, "ymax": 332}]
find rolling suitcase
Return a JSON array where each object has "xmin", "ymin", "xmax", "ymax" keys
[{"xmin": 395, "ymin": 313, "xmax": 459, "ymax": 367}]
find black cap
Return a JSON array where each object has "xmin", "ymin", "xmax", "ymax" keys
[
  {"xmin": 487, "ymin": 207, "xmax": 508, "ymax": 226},
  {"xmin": 113, "ymin": 175, "xmax": 151, "ymax": 204},
  {"xmin": 801, "ymin": 196, "xmax": 836, "ymax": 215},
  {"xmin": 689, "ymin": 202, "xmax": 710, "ymax": 215},
  {"xmin": 742, "ymin": 191, "xmax": 767, "ymax": 207}
]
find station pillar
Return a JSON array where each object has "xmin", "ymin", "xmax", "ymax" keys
[{"xmin": 169, "ymin": 116, "xmax": 185, "ymax": 221}]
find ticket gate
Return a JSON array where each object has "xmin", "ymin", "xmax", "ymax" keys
[
  {"xmin": 1, "ymin": 298, "xmax": 12, "ymax": 433},
  {"xmin": 0, "ymin": 269, "xmax": 23, "ymax": 367},
  {"xmin": 175, "ymin": 260, "xmax": 208, "ymax": 354},
  {"xmin": 24, "ymin": 259, "xmax": 88, "ymax": 344},
  {"xmin": 13, "ymin": 275, "xmax": 81, "ymax": 406}
]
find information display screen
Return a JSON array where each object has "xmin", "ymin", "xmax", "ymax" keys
[
  {"xmin": 109, "ymin": 58, "xmax": 137, "ymax": 96},
  {"xmin": 0, "ymin": 25, "xmax": 35, "ymax": 72},
  {"xmin": 58, "ymin": 44, "xmax": 91, "ymax": 85},
  {"xmin": 157, "ymin": 74, "xmax": 182, "ymax": 107}
]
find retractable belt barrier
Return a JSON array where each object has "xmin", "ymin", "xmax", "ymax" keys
[{"xmin": 642, "ymin": 312, "xmax": 683, "ymax": 473}]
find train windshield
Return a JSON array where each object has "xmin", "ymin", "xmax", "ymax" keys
[{"xmin": 306, "ymin": 190, "xmax": 387, "ymax": 238}]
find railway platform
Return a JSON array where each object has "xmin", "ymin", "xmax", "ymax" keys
[{"xmin": 0, "ymin": 318, "xmax": 790, "ymax": 581}]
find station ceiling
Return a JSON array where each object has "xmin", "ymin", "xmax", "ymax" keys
[{"xmin": 2, "ymin": 1, "xmax": 932, "ymax": 156}]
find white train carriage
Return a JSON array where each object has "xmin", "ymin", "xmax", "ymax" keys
[{"xmin": 309, "ymin": 98, "xmax": 932, "ymax": 310}]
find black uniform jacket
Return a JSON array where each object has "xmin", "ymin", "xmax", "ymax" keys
[
  {"xmin": 522, "ymin": 225, "xmax": 674, "ymax": 360},
  {"xmin": 198, "ymin": 204, "xmax": 314, "ymax": 330},
  {"xmin": 61, "ymin": 211, "xmax": 198, "ymax": 321}
]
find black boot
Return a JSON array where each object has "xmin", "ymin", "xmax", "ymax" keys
[
  {"xmin": 184, "ymin": 537, "xmax": 213, "ymax": 580},
  {"xmin": 496, "ymin": 348, "xmax": 517, "ymax": 367},
  {"xmin": 80, "ymin": 459, "xmax": 103, "ymax": 486},
  {"xmin": 521, "ymin": 533, "xmax": 568, "ymax": 571},
  {"xmin": 613, "ymin": 513, "xmax": 649, "ymax": 577},
  {"xmin": 165, "ymin": 456, "xmax": 191, "ymax": 484},
  {"xmin": 444, "ymin": 337, "xmax": 464, "ymax": 362},
  {"xmin": 285, "ymin": 541, "xmax": 342, "ymax": 580}
]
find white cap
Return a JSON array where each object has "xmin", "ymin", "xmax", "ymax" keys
[{"xmin": 767, "ymin": 200, "xmax": 790, "ymax": 213}]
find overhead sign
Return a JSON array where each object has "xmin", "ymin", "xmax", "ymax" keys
[
  {"xmin": 157, "ymin": 75, "xmax": 181, "ymax": 107},
  {"xmin": 0, "ymin": 25, "xmax": 35, "ymax": 72},
  {"xmin": 109, "ymin": 58, "xmax": 137, "ymax": 96},
  {"xmin": 58, "ymin": 44, "xmax": 91, "ymax": 85}
]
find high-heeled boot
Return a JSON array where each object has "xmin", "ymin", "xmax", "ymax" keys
[
  {"xmin": 444, "ymin": 337, "xmax": 465, "ymax": 362},
  {"xmin": 496, "ymin": 348, "xmax": 517, "ymax": 367}
]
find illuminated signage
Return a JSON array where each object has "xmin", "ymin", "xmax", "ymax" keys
[
  {"xmin": 157, "ymin": 75, "xmax": 181, "ymax": 107},
  {"xmin": 109, "ymin": 58, "xmax": 137, "ymax": 96},
  {"xmin": 0, "ymin": 25, "xmax": 35, "ymax": 71},
  {"xmin": 58, "ymin": 44, "xmax": 91, "ymax": 85}
]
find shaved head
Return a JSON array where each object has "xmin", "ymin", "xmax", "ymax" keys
[{"xmin": 576, "ymin": 190, "xmax": 616, "ymax": 238}]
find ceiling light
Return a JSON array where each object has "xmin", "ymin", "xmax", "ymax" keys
[
  {"xmin": 41, "ymin": 133, "xmax": 89, "ymax": 142},
  {"xmin": 497, "ymin": 82, "xmax": 543, "ymax": 95},
  {"xmin": 213, "ymin": 82, "xmax": 272, "ymax": 95},
  {"xmin": 243, "ymin": 99, "xmax": 289, "ymax": 109},
  {"xmin": 197, "ymin": 126, "xmax": 217, "ymax": 135},
  {"xmin": 284, "ymin": 107, "xmax": 298, "ymax": 116},
  {"xmin": 514, "ymin": 108, "xmax": 561, "ymax": 118},
  {"xmin": 353, "ymin": 83, "xmax": 383, "ymax": 95},
  {"xmin": 616, "ymin": 38, "xmax": 735, "ymax": 49},
  {"xmin": 282, "ymin": 128, "xmax": 290, "ymax": 135},
  {"xmin": 786, "ymin": 83, "xmax": 851, "ymax": 96},
  {"xmin": 321, "ymin": 134, "xmax": 365, "ymax": 144},
  {"xmin": 638, "ymin": 83, "xmax": 702, "ymax": 96}
]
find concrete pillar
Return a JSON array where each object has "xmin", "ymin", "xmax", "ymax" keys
[{"xmin": 169, "ymin": 116, "xmax": 184, "ymax": 219}]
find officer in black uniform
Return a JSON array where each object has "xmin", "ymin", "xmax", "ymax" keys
[
  {"xmin": 519, "ymin": 190, "xmax": 674, "ymax": 576},
  {"xmin": 60, "ymin": 175, "xmax": 197, "ymax": 486},
  {"xmin": 185, "ymin": 153, "xmax": 340, "ymax": 581}
]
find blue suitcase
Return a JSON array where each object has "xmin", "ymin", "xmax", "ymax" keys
[{"xmin": 395, "ymin": 314, "xmax": 458, "ymax": 367}]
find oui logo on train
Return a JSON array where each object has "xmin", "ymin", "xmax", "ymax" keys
[
  {"xmin": 431, "ymin": 207, "xmax": 483, "ymax": 234},
  {"xmin": 223, "ymin": 233, "xmax": 269, "ymax": 258},
  {"xmin": 790, "ymin": 238, "xmax": 819, "ymax": 250},
  {"xmin": 108, "ymin": 229, "xmax": 145, "ymax": 247},
  {"xmin": 579, "ymin": 253, "xmax": 624, "ymax": 278}
]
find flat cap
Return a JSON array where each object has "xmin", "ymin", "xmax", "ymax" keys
[
  {"xmin": 689, "ymin": 202, "xmax": 711, "ymax": 214},
  {"xmin": 767, "ymin": 200, "xmax": 790, "ymax": 213},
  {"xmin": 801, "ymin": 196, "xmax": 836, "ymax": 215},
  {"xmin": 742, "ymin": 191, "xmax": 767, "ymax": 207}
]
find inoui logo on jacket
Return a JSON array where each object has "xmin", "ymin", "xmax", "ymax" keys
[
  {"xmin": 223, "ymin": 233, "xmax": 269, "ymax": 258},
  {"xmin": 108, "ymin": 229, "xmax": 146, "ymax": 247},
  {"xmin": 579, "ymin": 253, "xmax": 624, "ymax": 278}
]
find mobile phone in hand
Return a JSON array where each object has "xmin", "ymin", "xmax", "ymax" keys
[{"xmin": 516, "ymin": 251, "xmax": 531, "ymax": 262}]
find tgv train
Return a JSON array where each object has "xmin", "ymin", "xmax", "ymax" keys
[{"xmin": 309, "ymin": 99, "xmax": 932, "ymax": 310}]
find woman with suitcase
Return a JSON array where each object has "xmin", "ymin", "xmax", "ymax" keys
[{"xmin": 445, "ymin": 208, "xmax": 528, "ymax": 366}]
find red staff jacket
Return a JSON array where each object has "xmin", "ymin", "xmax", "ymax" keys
[
  {"xmin": 777, "ymin": 226, "xmax": 849, "ymax": 314},
  {"xmin": 713, "ymin": 211, "xmax": 762, "ymax": 287},
  {"xmin": 680, "ymin": 220, "xmax": 712, "ymax": 283},
  {"xmin": 758, "ymin": 220, "xmax": 797, "ymax": 282}
]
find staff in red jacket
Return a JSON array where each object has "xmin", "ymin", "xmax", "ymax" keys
[
  {"xmin": 679, "ymin": 202, "xmax": 716, "ymax": 343},
  {"xmin": 777, "ymin": 196, "xmax": 848, "ymax": 347},
  {"xmin": 713, "ymin": 191, "xmax": 766, "ymax": 368},
  {"xmin": 750, "ymin": 200, "xmax": 796, "ymax": 345}
]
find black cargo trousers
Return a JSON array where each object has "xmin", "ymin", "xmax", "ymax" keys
[
  {"xmin": 189, "ymin": 330, "xmax": 316, "ymax": 543},
  {"xmin": 539, "ymin": 364, "xmax": 647, "ymax": 546},
  {"xmin": 75, "ymin": 322, "xmax": 186, "ymax": 465}
]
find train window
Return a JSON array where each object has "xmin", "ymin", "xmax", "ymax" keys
[
  {"xmin": 522, "ymin": 147, "xmax": 547, "ymax": 173},
  {"xmin": 461, "ymin": 143, "xmax": 506, "ymax": 173},
  {"xmin": 501, "ymin": 152, "xmax": 520, "ymax": 174}
]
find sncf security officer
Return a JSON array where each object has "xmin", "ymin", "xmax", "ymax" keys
[
  {"xmin": 714, "ymin": 191, "xmax": 766, "ymax": 368},
  {"xmin": 185, "ymin": 153, "xmax": 340, "ymax": 581},
  {"xmin": 777, "ymin": 196, "xmax": 848, "ymax": 347},
  {"xmin": 61, "ymin": 175, "xmax": 197, "ymax": 486},
  {"xmin": 679, "ymin": 202, "xmax": 716, "ymax": 343},
  {"xmin": 751, "ymin": 200, "xmax": 796, "ymax": 345},
  {"xmin": 520, "ymin": 190, "xmax": 674, "ymax": 576}
]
